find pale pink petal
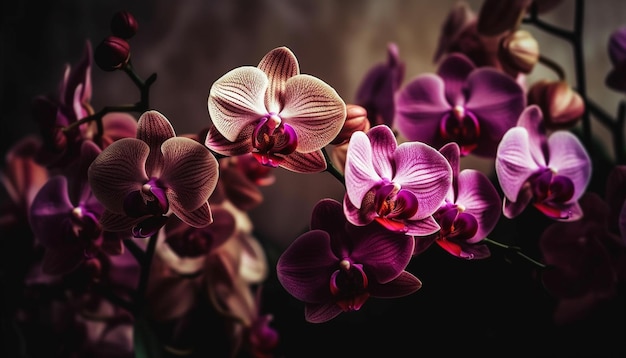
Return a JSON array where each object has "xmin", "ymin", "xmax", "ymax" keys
[
  {"xmin": 546, "ymin": 131, "xmax": 591, "ymax": 202},
  {"xmin": 456, "ymin": 170, "xmax": 501, "ymax": 242},
  {"xmin": 366, "ymin": 125, "xmax": 397, "ymax": 180},
  {"xmin": 280, "ymin": 150, "xmax": 327, "ymax": 173},
  {"xmin": 279, "ymin": 74, "xmax": 346, "ymax": 153},
  {"xmin": 345, "ymin": 131, "xmax": 382, "ymax": 209},
  {"xmin": 137, "ymin": 110, "xmax": 176, "ymax": 177},
  {"xmin": 99, "ymin": 210, "xmax": 142, "ymax": 232},
  {"xmin": 88, "ymin": 138, "xmax": 149, "ymax": 213},
  {"xmin": 495, "ymin": 127, "xmax": 541, "ymax": 202},
  {"xmin": 257, "ymin": 46, "xmax": 299, "ymax": 113},
  {"xmin": 516, "ymin": 105, "xmax": 548, "ymax": 165},
  {"xmin": 208, "ymin": 66, "xmax": 269, "ymax": 142}
]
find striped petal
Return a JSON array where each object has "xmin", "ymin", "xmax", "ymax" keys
[
  {"xmin": 171, "ymin": 200, "xmax": 213, "ymax": 228},
  {"xmin": 88, "ymin": 138, "xmax": 149, "ymax": 213},
  {"xmin": 208, "ymin": 66, "xmax": 268, "ymax": 142},
  {"xmin": 205, "ymin": 124, "xmax": 254, "ymax": 156},
  {"xmin": 257, "ymin": 46, "xmax": 299, "ymax": 113},
  {"xmin": 345, "ymin": 131, "xmax": 382, "ymax": 209},
  {"xmin": 495, "ymin": 127, "xmax": 540, "ymax": 202},
  {"xmin": 367, "ymin": 125, "xmax": 397, "ymax": 180},
  {"xmin": 280, "ymin": 150, "xmax": 327, "ymax": 173},
  {"xmin": 279, "ymin": 74, "xmax": 346, "ymax": 153},
  {"xmin": 547, "ymin": 131, "xmax": 591, "ymax": 202},
  {"xmin": 99, "ymin": 209, "xmax": 142, "ymax": 232},
  {"xmin": 137, "ymin": 110, "xmax": 176, "ymax": 177}
]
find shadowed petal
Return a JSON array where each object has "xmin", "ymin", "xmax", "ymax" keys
[
  {"xmin": 29, "ymin": 176, "xmax": 74, "ymax": 248},
  {"xmin": 366, "ymin": 125, "xmax": 397, "ymax": 179},
  {"xmin": 439, "ymin": 142, "xmax": 460, "ymax": 187},
  {"xmin": 137, "ymin": 111, "xmax": 176, "ymax": 176},
  {"xmin": 171, "ymin": 201, "xmax": 213, "ymax": 228},
  {"xmin": 304, "ymin": 302, "xmax": 343, "ymax": 323},
  {"xmin": 205, "ymin": 124, "xmax": 254, "ymax": 156},
  {"xmin": 546, "ymin": 131, "xmax": 591, "ymax": 202},
  {"xmin": 345, "ymin": 131, "xmax": 382, "ymax": 209},
  {"xmin": 280, "ymin": 150, "xmax": 326, "ymax": 173},
  {"xmin": 99, "ymin": 210, "xmax": 142, "ymax": 232},
  {"xmin": 208, "ymin": 66, "xmax": 268, "ymax": 142},
  {"xmin": 257, "ymin": 46, "xmax": 299, "ymax": 113},
  {"xmin": 369, "ymin": 271, "xmax": 422, "ymax": 297},
  {"xmin": 42, "ymin": 246, "xmax": 84, "ymax": 275},
  {"xmin": 456, "ymin": 170, "xmax": 501, "ymax": 242},
  {"xmin": 276, "ymin": 230, "xmax": 337, "ymax": 303},
  {"xmin": 88, "ymin": 138, "xmax": 149, "ymax": 213},
  {"xmin": 100, "ymin": 112, "xmax": 138, "ymax": 148},
  {"xmin": 394, "ymin": 142, "xmax": 452, "ymax": 219},
  {"xmin": 413, "ymin": 234, "xmax": 438, "ymax": 255},
  {"xmin": 280, "ymin": 74, "xmax": 346, "ymax": 153},
  {"xmin": 311, "ymin": 198, "xmax": 347, "ymax": 237},
  {"xmin": 495, "ymin": 127, "xmax": 540, "ymax": 202},
  {"xmin": 503, "ymin": 184, "xmax": 533, "ymax": 218},
  {"xmin": 437, "ymin": 53, "xmax": 475, "ymax": 105},
  {"xmin": 161, "ymin": 137, "xmax": 219, "ymax": 211}
]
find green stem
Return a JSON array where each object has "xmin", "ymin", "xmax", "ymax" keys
[
  {"xmin": 483, "ymin": 238, "xmax": 547, "ymax": 269},
  {"xmin": 322, "ymin": 147, "xmax": 345, "ymax": 186}
]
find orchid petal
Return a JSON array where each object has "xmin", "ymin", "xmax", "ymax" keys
[
  {"xmin": 304, "ymin": 302, "xmax": 343, "ymax": 323},
  {"xmin": 137, "ymin": 111, "xmax": 176, "ymax": 176},
  {"xmin": 437, "ymin": 53, "xmax": 475, "ymax": 105},
  {"xmin": 42, "ymin": 246, "xmax": 84, "ymax": 275},
  {"xmin": 280, "ymin": 74, "xmax": 346, "ymax": 153},
  {"xmin": 404, "ymin": 215, "xmax": 441, "ymax": 236},
  {"xmin": 29, "ymin": 176, "xmax": 73, "ymax": 248},
  {"xmin": 366, "ymin": 125, "xmax": 397, "ymax": 179},
  {"xmin": 516, "ymin": 105, "xmax": 548, "ymax": 164},
  {"xmin": 345, "ymin": 131, "xmax": 382, "ymax": 209},
  {"xmin": 99, "ymin": 210, "xmax": 142, "ymax": 232},
  {"xmin": 280, "ymin": 149, "xmax": 327, "ymax": 173},
  {"xmin": 503, "ymin": 184, "xmax": 533, "ymax": 218},
  {"xmin": 413, "ymin": 234, "xmax": 438, "ymax": 255},
  {"xmin": 208, "ymin": 66, "xmax": 268, "ymax": 142},
  {"xmin": 88, "ymin": 138, "xmax": 149, "ymax": 213},
  {"xmin": 311, "ymin": 198, "xmax": 347, "ymax": 236},
  {"xmin": 205, "ymin": 124, "xmax": 254, "ymax": 156},
  {"xmin": 257, "ymin": 46, "xmax": 300, "ymax": 113},
  {"xmin": 343, "ymin": 192, "xmax": 378, "ymax": 226},
  {"xmin": 171, "ymin": 201, "xmax": 213, "ymax": 228},
  {"xmin": 546, "ymin": 131, "xmax": 591, "ymax": 202},
  {"xmin": 439, "ymin": 142, "xmax": 460, "ymax": 185},
  {"xmin": 495, "ymin": 127, "xmax": 540, "ymax": 202},
  {"xmin": 100, "ymin": 112, "xmax": 138, "ymax": 147},
  {"xmin": 456, "ymin": 170, "xmax": 501, "ymax": 242},
  {"xmin": 369, "ymin": 271, "xmax": 422, "ymax": 298}
]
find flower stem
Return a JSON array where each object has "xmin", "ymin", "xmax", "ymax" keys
[
  {"xmin": 322, "ymin": 147, "xmax": 345, "ymax": 186},
  {"xmin": 483, "ymin": 237, "xmax": 546, "ymax": 269},
  {"xmin": 134, "ymin": 232, "xmax": 159, "ymax": 315}
]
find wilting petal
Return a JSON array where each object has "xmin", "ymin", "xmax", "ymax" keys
[
  {"xmin": 257, "ymin": 46, "xmax": 299, "ymax": 113},
  {"xmin": 205, "ymin": 125, "xmax": 254, "ymax": 156},
  {"xmin": 171, "ymin": 201, "xmax": 213, "ymax": 228},
  {"xmin": 546, "ymin": 131, "xmax": 591, "ymax": 202},
  {"xmin": 276, "ymin": 230, "xmax": 337, "ymax": 303},
  {"xmin": 404, "ymin": 215, "xmax": 441, "ymax": 236},
  {"xmin": 137, "ymin": 111, "xmax": 176, "ymax": 176},
  {"xmin": 369, "ymin": 271, "xmax": 422, "ymax": 297},
  {"xmin": 29, "ymin": 176, "xmax": 73, "ymax": 248},
  {"xmin": 304, "ymin": 302, "xmax": 343, "ymax": 323},
  {"xmin": 88, "ymin": 138, "xmax": 149, "ymax": 213},
  {"xmin": 280, "ymin": 74, "xmax": 346, "ymax": 153},
  {"xmin": 456, "ymin": 170, "xmax": 501, "ymax": 242},
  {"xmin": 437, "ymin": 53, "xmax": 475, "ymax": 105},
  {"xmin": 280, "ymin": 150, "xmax": 326, "ymax": 173},
  {"xmin": 395, "ymin": 74, "xmax": 451, "ymax": 147},
  {"xmin": 495, "ymin": 127, "xmax": 540, "ymax": 202},
  {"xmin": 366, "ymin": 125, "xmax": 397, "ymax": 179},
  {"xmin": 345, "ymin": 131, "xmax": 382, "ymax": 208},
  {"xmin": 208, "ymin": 66, "xmax": 268, "ymax": 142},
  {"xmin": 393, "ymin": 142, "xmax": 451, "ymax": 219},
  {"xmin": 161, "ymin": 137, "xmax": 219, "ymax": 211}
]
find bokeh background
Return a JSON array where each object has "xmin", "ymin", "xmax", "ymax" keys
[{"xmin": 2, "ymin": 0, "xmax": 626, "ymax": 356}]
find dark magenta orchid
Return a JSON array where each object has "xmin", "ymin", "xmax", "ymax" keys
[
  {"xmin": 395, "ymin": 52, "xmax": 525, "ymax": 158},
  {"xmin": 206, "ymin": 46, "xmax": 347, "ymax": 173},
  {"xmin": 276, "ymin": 198, "xmax": 422, "ymax": 323},
  {"xmin": 343, "ymin": 124, "xmax": 451, "ymax": 236},
  {"xmin": 88, "ymin": 110, "xmax": 219, "ymax": 238},
  {"xmin": 495, "ymin": 105, "xmax": 591, "ymax": 221},
  {"xmin": 414, "ymin": 142, "xmax": 501, "ymax": 259},
  {"xmin": 606, "ymin": 26, "xmax": 626, "ymax": 93}
]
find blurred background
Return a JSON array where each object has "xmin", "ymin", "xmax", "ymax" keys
[{"xmin": 2, "ymin": 0, "xmax": 626, "ymax": 356}]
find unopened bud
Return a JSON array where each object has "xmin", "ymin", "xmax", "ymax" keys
[
  {"xmin": 111, "ymin": 11, "xmax": 138, "ymax": 39},
  {"xmin": 95, "ymin": 36, "xmax": 130, "ymax": 72},
  {"xmin": 499, "ymin": 30, "xmax": 539, "ymax": 74},
  {"xmin": 331, "ymin": 104, "xmax": 370, "ymax": 145},
  {"xmin": 527, "ymin": 80, "xmax": 585, "ymax": 129}
]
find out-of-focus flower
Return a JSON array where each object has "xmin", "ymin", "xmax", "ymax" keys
[
  {"xmin": 331, "ymin": 104, "xmax": 370, "ymax": 146},
  {"xmin": 414, "ymin": 142, "xmax": 500, "ymax": 259},
  {"xmin": 95, "ymin": 36, "xmax": 131, "ymax": 72},
  {"xmin": 88, "ymin": 110, "xmax": 219, "ymax": 238},
  {"xmin": 343, "ymin": 125, "xmax": 451, "ymax": 236},
  {"xmin": 476, "ymin": 0, "xmax": 531, "ymax": 36},
  {"xmin": 110, "ymin": 11, "xmax": 138, "ymax": 39},
  {"xmin": 433, "ymin": 1, "xmax": 477, "ymax": 63},
  {"xmin": 498, "ymin": 29, "xmax": 540, "ymax": 75},
  {"xmin": 527, "ymin": 79, "xmax": 584, "ymax": 129},
  {"xmin": 495, "ymin": 105, "xmax": 591, "ymax": 221},
  {"xmin": 276, "ymin": 198, "xmax": 421, "ymax": 323},
  {"xmin": 206, "ymin": 46, "xmax": 346, "ymax": 173},
  {"xmin": 395, "ymin": 53, "xmax": 525, "ymax": 158},
  {"xmin": 606, "ymin": 26, "xmax": 626, "ymax": 93},
  {"xmin": 354, "ymin": 43, "xmax": 405, "ymax": 128}
]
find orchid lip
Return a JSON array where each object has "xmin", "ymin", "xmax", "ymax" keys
[
  {"xmin": 252, "ymin": 115, "xmax": 298, "ymax": 166},
  {"xmin": 439, "ymin": 109, "xmax": 480, "ymax": 155}
]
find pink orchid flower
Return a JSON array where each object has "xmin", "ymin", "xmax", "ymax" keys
[
  {"xmin": 206, "ymin": 46, "xmax": 347, "ymax": 173},
  {"xmin": 88, "ymin": 110, "xmax": 219, "ymax": 238}
]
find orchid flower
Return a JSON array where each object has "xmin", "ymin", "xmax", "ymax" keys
[
  {"xmin": 206, "ymin": 46, "xmax": 347, "ymax": 173},
  {"xmin": 414, "ymin": 142, "xmax": 501, "ymax": 259},
  {"xmin": 495, "ymin": 105, "xmax": 591, "ymax": 221},
  {"xmin": 277, "ymin": 198, "xmax": 422, "ymax": 323},
  {"xmin": 343, "ymin": 124, "xmax": 451, "ymax": 236},
  {"xmin": 395, "ymin": 52, "xmax": 525, "ymax": 157},
  {"xmin": 88, "ymin": 110, "xmax": 219, "ymax": 238},
  {"xmin": 606, "ymin": 26, "xmax": 626, "ymax": 93}
]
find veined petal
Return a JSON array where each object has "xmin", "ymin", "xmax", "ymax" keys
[
  {"xmin": 29, "ymin": 176, "xmax": 73, "ymax": 248},
  {"xmin": 345, "ymin": 131, "xmax": 382, "ymax": 209},
  {"xmin": 547, "ymin": 131, "xmax": 591, "ymax": 202},
  {"xmin": 394, "ymin": 74, "xmax": 451, "ymax": 147},
  {"xmin": 99, "ymin": 210, "xmax": 141, "ymax": 232},
  {"xmin": 495, "ymin": 127, "xmax": 540, "ymax": 202},
  {"xmin": 439, "ymin": 142, "xmax": 460, "ymax": 185},
  {"xmin": 516, "ymin": 105, "xmax": 548, "ymax": 165},
  {"xmin": 280, "ymin": 150, "xmax": 326, "ymax": 173},
  {"xmin": 137, "ymin": 111, "xmax": 176, "ymax": 177},
  {"xmin": 280, "ymin": 74, "xmax": 346, "ymax": 153},
  {"xmin": 369, "ymin": 271, "xmax": 422, "ymax": 298},
  {"xmin": 343, "ymin": 192, "xmax": 378, "ymax": 226},
  {"xmin": 257, "ymin": 46, "xmax": 299, "ymax": 113},
  {"xmin": 404, "ymin": 216, "xmax": 441, "ymax": 236},
  {"xmin": 208, "ymin": 66, "xmax": 268, "ymax": 142},
  {"xmin": 456, "ymin": 170, "xmax": 501, "ymax": 242},
  {"xmin": 503, "ymin": 185, "xmax": 533, "ymax": 218},
  {"xmin": 171, "ymin": 200, "xmax": 213, "ymax": 228},
  {"xmin": 311, "ymin": 198, "xmax": 347, "ymax": 236},
  {"xmin": 366, "ymin": 125, "xmax": 397, "ymax": 180},
  {"xmin": 304, "ymin": 302, "xmax": 343, "ymax": 323},
  {"xmin": 205, "ymin": 124, "xmax": 254, "ymax": 156},
  {"xmin": 393, "ymin": 142, "xmax": 452, "ymax": 219},
  {"xmin": 437, "ymin": 53, "xmax": 475, "ymax": 105},
  {"xmin": 88, "ymin": 138, "xmax": 149, "ymax": 213},
  {"xmin": 161, "ymin": 137, "xmax": 219, "ymax": 211}
]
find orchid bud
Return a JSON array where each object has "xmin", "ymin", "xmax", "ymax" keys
[
  {"xmin": 331, "ymin": 104, "xmax": 370, "ymax": 145},
  {"xmin": 94, "ymin": 36, "xmax": 130, "ymax": 72},
  {"xmin": 527, "ymin": 79, "xmax": 585, "ymax": 129},
  {"xmin": 499, "ymin": 30, "xmax": 539, "ymax": 74},
  {"xmin": 110, "ymin": 11, "xmax": 138, "ymax": 39}
]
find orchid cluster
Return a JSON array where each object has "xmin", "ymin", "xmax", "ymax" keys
[{"xmin": 3, "ymin": 1, "xmax": 626, "ymax": 357}]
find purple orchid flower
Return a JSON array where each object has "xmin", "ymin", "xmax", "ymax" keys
[
  {"xmin": 88, "ymin": 110, "xmax": 219, "ymax": 238},
  {"xmin": 395, "ymin": 52, "xmax": 526, "ymax": 158},
  {"xmin": 606, "ymin": 26, "xmax": 626, "ymax": 93},
  {"xmin": 495, "ymin": 105, "xmax": 591, "ymax": 221},
  {"xmin": 343, "ymin": 124, "xmax": 452, "ymax": 236},
  {"xmin": 277, "ymin": 198, "xmax": 422, "ymax": 323},
  {"xmin": 414, "ymin": 142, "xmax": 501, "ymax": 259},
  {"xmin": 355, "ymin": 42, "xmax": 405, "ymax": 128},
  {"xmin": 206, "ymin": 46, "xmax": 347, "ymax": 173}
]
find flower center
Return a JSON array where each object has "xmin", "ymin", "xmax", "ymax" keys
[
  {"xmin": 329, "ymin": 259, "xmax": 370, "ymax": 312},
  {"xmin": 529, "ymin": 168, "xmax": 575, "ymax": 204},
  {"xmin": 433, "ymin": 203, "xmax": 479, "ymax": 243},
  {"xmin": 373, "ymin": 183, "xmax": 419, "ymax": 232},
  {"xmin": 251, "ymin": 113, "xmax": 298, "ymax": 167},
  {"xmin": 70, "ymin": 205, "xmax": 102, "ymax": 241},
  {"xmin": 440, "ymin": 106, "xmax": 481, "ymax": 156},
  {"xmin": 123, "ymin": 177, "xmax": 169, "ymax": 218}
]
